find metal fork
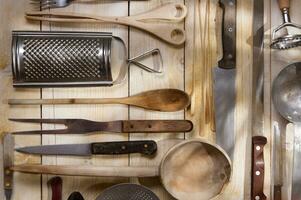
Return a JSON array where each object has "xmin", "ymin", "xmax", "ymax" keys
[
  {"xmin": 9, "ymin": 118, "xmax": 193, "ymax": 134},
  {"xmin": 30, "ymin": 0, "xmax": 74, "ymax": 10},
  {"xmin": 9, "ymin": 118, "xmax": 121, "ymax": 134}
]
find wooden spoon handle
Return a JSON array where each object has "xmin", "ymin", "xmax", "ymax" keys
[
  {"xmin": 8, "ymin": 98, "xmax": 124, "ymax": 105},
  {"xmin": 278, "ymin": 0, "xmax": 290, "ymax": 10},
  {"xmin": 252, "ymin": 136, "xmax": 267, "ymax": 200},
  {"xmin": 11, "ymin": 165, "xmax": 159, "ymax": 177}
]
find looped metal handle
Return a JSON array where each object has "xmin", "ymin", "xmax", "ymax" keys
[{"xmin": 113, "ymin": 36, "xmax": 163, "ymax": 85}]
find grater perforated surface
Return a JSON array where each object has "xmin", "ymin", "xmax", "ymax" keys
[
  {"xmin": 22, "ymin": 37, "xmax": 111, "ymax": 82},
  {"xmin": 96, "ymin": 184, "xmax": 160, "ymax": 200},
  {"xmin": 12, "ymin": 31, "xmax": 115, "ymax": 87}
]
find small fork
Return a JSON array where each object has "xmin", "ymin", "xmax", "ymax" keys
[{"xmin": 30, "ymin": 0, "xmax": 74, "ymax": 10}]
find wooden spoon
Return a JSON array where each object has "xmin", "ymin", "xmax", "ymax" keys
[
  {"xmin": 8, "ymin": 89, "xmax": 190, "ymax": 112},
  {"xmin": 26, "ymin": 3, "xmax": 187, "ymax": 46}
]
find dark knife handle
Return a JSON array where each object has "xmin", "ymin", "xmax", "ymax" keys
[
  {"xmin": 91, "ymin": 141, "xmax": 157, "ymax": 155},
  {"xmin": 122, "ymin": 120, "xmax": 193, "ymax": 133},
  {"xmin": 252, "ymin": 136, "xmax": 267, "ymax": 200},
  {"xmin": 218, "ymin": 0, "xmax": 236, "ymax": 69},
  {"xmin": 48, "ymin": 177, "xmax": 62, "ymax": 200}
]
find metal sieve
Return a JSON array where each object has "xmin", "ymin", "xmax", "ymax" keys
[{"xmin": 96, "ymin": 183, "xmax": 159, "ymax": 200}]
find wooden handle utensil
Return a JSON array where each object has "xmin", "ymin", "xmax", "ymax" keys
[
  {"xmin": 48, "ymin": 177, "xmax": 62, "ymax": 200},
  {"xmin": 11, "ymin": 139, "xmax": 231, "ymax": 200},
  {"xmin": 278, "ymin": 0, "xmax": 290, "ymax": 10},
  {"xmin": 8, "ymin": 89, "xmax": 190, "ymax": 112},
  {"xmin": 26, "ymin": 3, "xmax": 187, "ymax": 45}
]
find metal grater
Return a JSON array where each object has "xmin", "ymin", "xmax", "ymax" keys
[{"xmin": 12, "ymin": 31, "xmax": 114, "ymax": 87}]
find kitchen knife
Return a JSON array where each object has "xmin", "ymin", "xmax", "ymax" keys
[
  {"xmin": 3, "ymin": 134, "xmax": 14, "ymax": 200},
  {"xmin": 16, "ymin": 140, "xmax": 157, "ymax": 156},
  {"xmin": 214, "ymin": 0, "xmax": 236, "ymax": 159},
  {"xmin": 251, "ymin": 0, "xmax": 266, "ymax": 198}
]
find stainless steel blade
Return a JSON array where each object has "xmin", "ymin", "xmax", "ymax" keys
[
  {"xmin": 16, "ymin": 144, "xmax": 92, "ymax": 156},
  {"xmin": 214, "ymin": 0, "xmax": 236, "ymax": 159},
  {"xmin": 252, "ymin": 0, "xmax": 264, "ymax": 137},
  {"xmin": 292, "ymin": 124, "xmax": 301, "ymax": 199},
  {"xmin": 214, "ymin": 67, "xmax": 236, "ymax": 158},
  {"xmin": 273, "ymin": 122, "xmax": 283, "ymax": 198}
]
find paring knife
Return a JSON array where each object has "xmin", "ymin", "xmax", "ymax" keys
[
  {"xmin": 16, "ymin": 140, "xmax": 157, "ymax": 156},
  {"xmin": 3, "ymin": 134, "xmax": 14, "ymax": 200},
  {"xmin": 10, "ymin": 119, "xmax": 193, "ymax": 135},
  {"xmin": 214, "ymin": 0, "xmax": 236, "ymax": 159},
  {"xmin": 251, "ymin": 0, "xmax": 266, "ymax": 198}
]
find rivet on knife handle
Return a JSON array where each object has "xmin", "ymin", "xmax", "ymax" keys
[
  {"xmin": 252, "ymin": 136, "xmax": 267, "ymax": 200},
  {"xmin": 122, "ymin": 120, "xmax": 193, "ymax": 133},
  {"xmin": 91, "ymin": 141, "xmax": 157, "ymax": 155},
  {"xmin": 3, "ymin": 134, "xmax": 14, "ymax": 200}
]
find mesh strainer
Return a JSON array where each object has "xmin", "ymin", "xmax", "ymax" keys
[
  {"xmin": 96, "ymin": 183, "xmax": 159, "ymax": 200},
  {"xmin": 12, "ymin": 31, "xmax": 163, "ymax": 87}
]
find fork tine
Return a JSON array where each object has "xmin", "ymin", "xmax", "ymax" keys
[
  {"xmin": 9, "ymin": 118, "xmax": 68, "ymax": 125},
  {"xmin": 11, "ymin": 129, "xmax": 69, "ymax": 135}
]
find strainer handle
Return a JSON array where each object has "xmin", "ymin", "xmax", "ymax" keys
[{"xmin": 278, "ymin": 0, "xmax": 290, "ymax": 10}]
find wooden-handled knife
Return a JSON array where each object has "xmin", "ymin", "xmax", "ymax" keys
[
  {"xmin": 16, "ymin": 141, "xmax": 158, "ymax": 156},
  {"xmin": 251, "ymin": 0, "xmax": 266, "ymax": 199}
]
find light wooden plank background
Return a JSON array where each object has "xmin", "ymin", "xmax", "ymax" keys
[{"xmin": 2, "ymin": 0, "xmax": 300, "ymax": 199}]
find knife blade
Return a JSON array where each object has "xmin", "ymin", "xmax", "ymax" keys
[
  {"xmin": 3, "ymin": 134, "xmax": 14, "ymax": 200},
  {"xmin": 15, "ymin": 140, "xmax": 157, "ymax": 156},
  {"xmin": 273, "ymin": 122, "xmax": 283, "ymax": 200},
  {"xmin": 251, "ymin": 0, "xmax": 266, "ymax": 198},
  {"xmin": 214, "ymin": 0, "xmax": 236, "ymax": 159}
]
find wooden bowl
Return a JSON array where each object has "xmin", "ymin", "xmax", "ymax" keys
[{"xmin": 160, "ymin": 139, "xmax": 232, "ymax": 200}]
